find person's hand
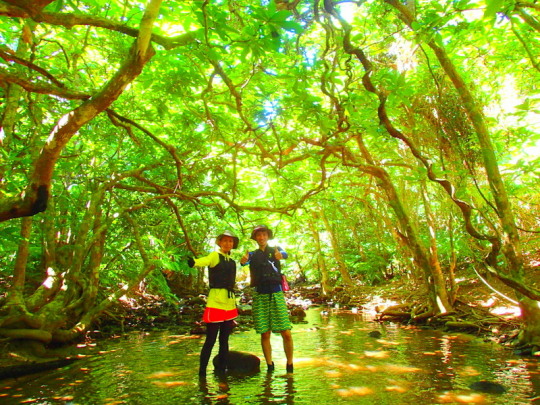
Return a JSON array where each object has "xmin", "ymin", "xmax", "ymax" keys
[
  {"xmin": 187, "ymin": 257, "xmax": 195, "ymax": 268},
  {"xmin": 274, "ymin": 249, "xmax": 283, "ymax": 260},
  {"xmin": 240, "ymin": 251, "xmax": 250, "ymax": 265}
]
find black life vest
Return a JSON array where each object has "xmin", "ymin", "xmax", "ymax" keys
[
  {"xmin": 249, "ymin": 247, "xmax": 282, "ymax": 287},
  {"xmin": 208, "ymin": 254, "xmax": 236, "ymax": 290}
]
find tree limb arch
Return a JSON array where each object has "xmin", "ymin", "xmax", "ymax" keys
[
  {"xmin": 0, "ymin": 2, "xmax": 160, "ymax": 223},
  {"xmin": 0, "ymin": 70, "xmax": 88, "ymax": 100},
  {"xmin": 0, "ymin": 45, "xmax": 65, "ymax": 88},
  {"xmin": 0, "ymin": 2, "xmax": 199, "ymax": 50}
]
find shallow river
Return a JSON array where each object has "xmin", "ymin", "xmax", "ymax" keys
[{"xmin": 2, "ymin": 308, "xmax": 540, "ymax": 404}]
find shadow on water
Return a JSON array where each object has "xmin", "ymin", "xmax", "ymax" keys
[{"xmin": 2, "ymin": 308, "xmax": 540, "ymax": 404}]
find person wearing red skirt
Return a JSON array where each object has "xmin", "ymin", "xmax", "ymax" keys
[{"xmin": 188, "ymin": 231, "xmax": 239, "ymax": 378}]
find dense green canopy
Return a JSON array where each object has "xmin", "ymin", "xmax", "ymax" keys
[{"xmin": 0, "ymin": 0, "xmax": 539, "ymax": 345}]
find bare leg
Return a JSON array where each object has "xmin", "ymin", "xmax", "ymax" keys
[
  {"xmin": 281, "ymin": 329, "xmax": 294, "ymax": 366},
  {"xmin": 261, "ymin": 331, "xmax": 273, "ymax": 366}
]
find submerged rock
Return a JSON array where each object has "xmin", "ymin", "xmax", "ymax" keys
[
  {"xmin": 212, "ymin": 351, "xmax": 260, "ymax": 375},
  {"xmin": 290, "ymin": 307, "xmax": 306, "ymax": 317},
  {"xmin": 469, "ymin": 380, "xmax": 506, "ymax": 394}
]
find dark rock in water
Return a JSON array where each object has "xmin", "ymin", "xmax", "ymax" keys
[
  {"xmin": 368, "ymin": 330, "xmax": 382, "ymax": 338},
  {"xmin": 0, "ymin": 358, "xmax": 77, "ymax": 380},
  {"xmin": 291, "ymin": 307, "xmax": 306, "ymax": 317},
  {"xmin": 514, "ymin": 347, "xmax": 533, "ymax": 356},
  {"xmin": 212, "ymin": 350, "xmax": 260, "ymax": 375},
  {"xmin": 469, "ymin": 380, "xmax": 506, "ymax": 394}
]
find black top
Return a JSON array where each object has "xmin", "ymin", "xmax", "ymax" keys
[
  {"xmin": 208, "ymin": 253, "xmax": 236, "ymax": 290},
  {"xmin": 249, "ymin": 246, "xmax": 283, "ymax": 289}
]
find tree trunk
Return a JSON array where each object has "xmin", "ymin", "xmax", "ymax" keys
[
  {"xmin": 420, "ymin": 181, "xmax": 451, "ymax": 313},
  {"xmin": 447, "ymin": 213, "xmax": 458, "ymax": 304},
  {"xmin": 518, "ymin": 297, "xmax": 540, "ymax": 349},
  {"xmin": 336, "ymin": 203, "xmax": 366, "ymax": 262},
  {"xmin": 308, "ymin": 215, "xmax": 331, "ymax": 295},
  {"xmin": 385, "ymin": 0, "xmax": 530, "ymax": 340},
  {"xmin": 349, "ymin": 135, "xmax": 453, "ymax": 314},
  {"xmin": 318, "ymin": 206, "xmax": 354, "ymax": 286}
]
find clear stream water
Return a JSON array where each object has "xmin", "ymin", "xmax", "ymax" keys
[{"xmin": 1, "ymin": 308, "xmax": 540, "ymax": 404}]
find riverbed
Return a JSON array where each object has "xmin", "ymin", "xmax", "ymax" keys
[{"xmin": 1, "ymin": 308, "xmax": 538, "ymax": 404}]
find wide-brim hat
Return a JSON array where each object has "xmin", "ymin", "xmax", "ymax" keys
[
  {"xmin": 216, "ymin": 230, "xmax": 239, "ymax": 249},
  {"xmin": 250, "ymin": 225, "xmax": 273, "ymax": 240}
]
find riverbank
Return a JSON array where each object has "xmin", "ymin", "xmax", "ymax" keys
[
  {"xmin": 0, "ymin": 274, "xmax": 525, "ymax": 375},
  {"xmin": 80, "ymin": 274, "xmax": 526, "ymax": 351}
]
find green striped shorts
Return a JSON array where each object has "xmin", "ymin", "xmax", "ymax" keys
[{"xmin": 252, "ymin": 291, "xmax": 292, "ymax": 334}]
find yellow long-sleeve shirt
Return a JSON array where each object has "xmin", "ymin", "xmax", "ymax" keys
[{"xmin": 194, "ymin": 250, "xmax": 237, "ymax": 311}]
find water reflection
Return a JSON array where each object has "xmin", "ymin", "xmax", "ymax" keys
[
  {"xmin": 258, "ymin": 373, "xmax": 295, "ymax": 404},
  {"xmin": 1, "ymin": 308, "xmax": 539, "ymax": 404},
  {"xmin": 197, "ymin": 372, "xmax": 295, "ymax": 404},
  {"xmin": 198, "ymin": 374, "xmax": 232, "ymax": 404}
]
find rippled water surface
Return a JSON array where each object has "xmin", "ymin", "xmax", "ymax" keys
[{"xmin": 2, "ymin": 308, "xmax": 540, "ymax": 404}]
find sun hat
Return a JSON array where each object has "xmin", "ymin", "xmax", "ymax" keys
[
  {"xmin": 250, "ymin": 225, "xmax": 273, "ymax": 240},
  {"xmin": 216, "ymin": 230, "xmax": 239, "ymax": 249}
]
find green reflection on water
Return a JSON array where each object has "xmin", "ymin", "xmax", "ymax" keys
[{"xmin": 0, "ymin": 308, "xmax": 537, "ymax": 404}]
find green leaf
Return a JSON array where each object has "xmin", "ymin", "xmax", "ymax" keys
[
  {"xmin": 281, "ymin": 21, "xmax": 304, "ymax": 33},
  {"xmin": 270, "ymin": 10, "xmax": 293, "ymax": 23},
  {"xmin": 484, "ymin": 0, "xmax": 504, "ymax": 20},
  {"xmin": 433, "ymin": 31, "xmax": 445, "ymax": 48},
  {"xmin": 515, "ymin": 99, "xmax": 530, "ymax": 110}
]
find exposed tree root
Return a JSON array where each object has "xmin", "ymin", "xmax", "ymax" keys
[
  {"xmin": 444, "ymin": 321, "xmax": 482, "ymax": 331},
  {"xmin": 411, "ymin": 304, "xmax": 435, "ymax": 321},
  {"xmin": 377, "ymin": 303, "xmax": 411, "ymax": 321},
  {"xmin": 375, "ymin": 297, "xmax": 521, "ymax": 341},
  {"xmin": 0, "ymin": 328, "xmax": 52, "ymax": 343}
]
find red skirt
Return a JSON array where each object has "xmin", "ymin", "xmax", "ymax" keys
[{"xmin": 203, "ymin": 307, "xmax": 238, "ymax": 323}]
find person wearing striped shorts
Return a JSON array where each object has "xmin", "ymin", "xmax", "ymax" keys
[{"xmin": 241, "ymin": 225, "xmax": 294, "ymax": 373}]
